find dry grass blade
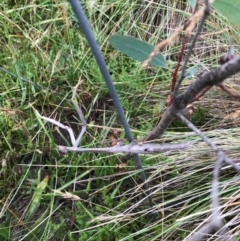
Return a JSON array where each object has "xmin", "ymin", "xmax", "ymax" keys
[{"xmin": 53, "ymin": 190, "xmax": 81, "ymax": 201}]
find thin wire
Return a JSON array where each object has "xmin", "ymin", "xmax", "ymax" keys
[{"xmin": 68, "ymin": 0, "xmax": 153, "ymax": 207}]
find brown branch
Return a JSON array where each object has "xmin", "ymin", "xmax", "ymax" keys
[
  {"xmin": 143, "ymin": 54, "xmax": 240, "ymax": 142},
  {"xmin": 166, "ymin": 1, "xmax": 202, "ymax": 93},
  {"xmin": 191, "ymin": 85, "xmax": 213, "ymax": 102},
  {"xmin": 218, "ymin": 84, "xmax": 240, "ymax": 100},
  {"xmin": 143, "ymin": 106, "xmax": 175, "ymax": 142},
  {"xmin": 143, "ymin": 1, "xmax": 211, "ymax": 142},
  {"xmin": 173, "ymin": 0, "xmax": 210, "ymax": 95},
  {"xmin": 171, "ymin": 36, "xmax": 188, "ymax": 92},
  {"xmin": 142, "ymin": 0, "xmax": 205, "ymax": 69}
]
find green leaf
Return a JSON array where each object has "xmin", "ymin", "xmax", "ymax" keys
[
  {"xmin": 188, "ymin": 0, "xmax": 197, "ymax": 9},
  {"xmin": 184, "ymin": 66, "xmax": 197, "ymax": 80},
  {"xmin": 109, "ymin": 35, "xmax": 167, "ymax": 69},
  {"xmin": 213, "ymin": 0, "xmax": 240, "ymax": 27}
]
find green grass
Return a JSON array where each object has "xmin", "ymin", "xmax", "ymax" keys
[{"xmin": 1, "ymin": 0, "xmax": 240, "ymax": 240}]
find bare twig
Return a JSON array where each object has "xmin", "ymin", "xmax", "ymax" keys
[
  {"xmin": 178, "ymin": 113, "xmax": 239, "ymax": 241},
  {"xmin": 218, "ymin": 84, "xmax": 240, "ymax": 100},
  {"xmin": 143, "ymin": 0, "xmax": 211, "ymax": 142},
  {"xmin": 36, "ymin": 91, "xmax": 195, "ymax": 155},
  {"xmin": 35, "ymin": 81, "xmax": 87, "ymax": 148},
  {"xmin": 170, "ymin": 0, "xmax": 199, "ymax": 93},
  {"xmin": 143, "ymin": 107, "xmax": 175, "ymax": 142},
  {"xmin": 71, "ymin": 81, "xmax": 87, "ymax": 147},
  {"xmin": 35, "ymin": 110, "xmax": 77, "ymax": 147},
  {"xmin": 142, "ymin": 25, "xmax": 184, "ymax": 68},
  {"xmin": 144, "ymin": 54, "xmax": 240, "ymax": 142},
  {"xmin": 57, "ymin": 141, "xmax": 195, "ymax": 154},
  {"xmin": 174, "ymin": 0, "xmax": 211, "ymax": 95}
]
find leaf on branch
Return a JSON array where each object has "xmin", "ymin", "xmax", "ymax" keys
[
  {"xmin": 109, "ymin": 35, "xmax": 167, "ymax": 68},
  {"xmin": 213, "ymin": 0, "xmax": 240, "ymax": 27},
  {"xmin": 184, "ymin": 66, "xmax": 198, "ymax": 80}
]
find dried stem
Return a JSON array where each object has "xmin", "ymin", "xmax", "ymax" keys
[
  {"xmin": 178, "ymin": 113, "xmax": 239, "ymax": 241},
  {"xmin": 174, "ymin": 0, "xmax": 210, "ymax": 95},
  {"xmin": 218, "ymin": 84, "xmax": 240, "ymax": 100},
  {"xmin": 57, "ymin": 141, "xmax": 195, "ymax": 154}
]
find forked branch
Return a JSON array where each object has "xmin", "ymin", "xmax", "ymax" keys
[
  {"xmin": 35, "ymin": 83, "xmax": 194, "ymax": 155},
  {"xmin": 178, "ymin": 113, "xmax": 240, "ymax": 241},
  {"xmin": 144, "ymin": 54, "xmax": 240, "ymax": 142}
]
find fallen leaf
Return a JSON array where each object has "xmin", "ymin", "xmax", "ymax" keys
[
  {"xmin": 110, "ymin": 136, "xmax": 118, "ymax": 146},
  {"xmin": 116, "ymin": 163, "xmax": 128, "ymax": 173},
  {"xmin": 224, "ymin": 110, "xmax": 240, "ymax": 120}
]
